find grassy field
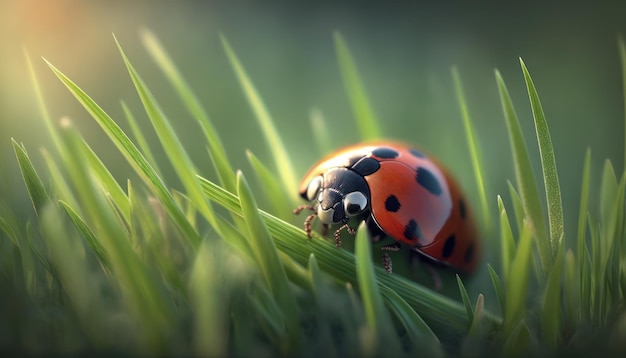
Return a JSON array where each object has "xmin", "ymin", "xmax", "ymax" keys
[{"xmin": 1, "ymin": 26, "xmax": 625, "ymax": 356}]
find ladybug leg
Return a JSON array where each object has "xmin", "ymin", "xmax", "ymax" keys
[
  {"xmin": 293, "ymin": 205, "xmax": 316, "ymax": 239},
  {"xmin": 425, "ymin": 264, "xmax": 443, "ymax": 291},
  {"xmin": 333, "ymin": 223, "xmax": 356, "ymax": 248},
  {"xmin": 380, "ymin": 242, "xmax": 401, "ymax": 274}
]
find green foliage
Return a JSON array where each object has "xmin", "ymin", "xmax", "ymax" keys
[{"xmin": 2, "ymin": 32, "xmax": 626, "ymax": 357}]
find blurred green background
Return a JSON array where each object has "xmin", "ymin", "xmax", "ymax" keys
[{"xmin": 1, "ymin": 0, "xmax": 625, "ymax": 241}]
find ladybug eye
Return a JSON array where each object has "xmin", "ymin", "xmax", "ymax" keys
[
  {"xmin": 306, "ymin": 176, "xmax": 323, "ymax": 201},
  {"xmin": 343, "ymin": 192, "xmax": 368, "ymax": 217}
]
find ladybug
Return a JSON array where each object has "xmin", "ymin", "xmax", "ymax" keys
[{"xmin": 294, "ymin": 141, "xmax": 480, "ymax": 275}]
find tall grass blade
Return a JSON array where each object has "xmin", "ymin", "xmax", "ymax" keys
[
  {"xmin": 246, "ymin": 149, "xmax": 292, "ymax": 217},
  {"xmin": 520, "ymin": 59, "xmax": 564, "ymax": 255},
  {"xmin": 498, "ymin": 195, "xmax": 516, "ymax": 279},
  {"xmin": 577, "ymin": 149, "xmax": 591, "ymax": 282},
  {"xmin": 487, "ymin": 264, "xmax": 505, "ymax": 315},
  {"xmin": 456, "ymin": 274, "xmax": 474, "ymax": 324},
  {"xmin": 45, "ymin": 59, "xmax": 199, "ymax": 247},
  {"xmin": 507, "ymin": 181, "xmax": 525, "ymax": 237},
  {"xmin": 122, "ymin": 101, "xmax": 161, "ymax": 176},
  {"xmin": 496, "ymin": 69, "xmax": 552, "ymax": 274},
  {"xmin": 141, "ymin": 30, "xmax": 237, "ymax": 193},
  {"xmin": 452, "ymin": 67, "xmax": 490, "ymax": 229},
  {"xmin": 619, "ymin": 35, "xmax": 626, "ymax": 171},
  {"xmin": 310, "ymin": 107, "xmax": 332, "ymax": 155},
  {"xmin": 540, "ymin": 240, "xmax": 564, "ymax": 349},
  {"xmin": 221, "ymin": 35, "xmax": 298, "ymax": 199},
  {"xmin": 334, "ymin": 32, "xmax": 381, "ymax": 140},
  {"xmin": 12, "ymin": 139, "xmax": 50, "ymax": 215},
  {"xmin": 237, "ymin": 171, "xmax": 301, "ymax": 352},
  {"xmin": 503, "ymin": 220, "xmax": 533, "ymax": 336}
]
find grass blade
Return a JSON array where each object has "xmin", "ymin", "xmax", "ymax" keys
[
  {"xmin": 619, "ymin": 35, "xmax": 626, "ymax": 171},
  {"xmin": 237, "ymin": 171, "xmax": 300, "ymax": 352},
  {"xmin": 503, "ymin": 220, "xmax": 534, "ymax": 336},
  {"xmin": 487, "ymin": 264, "xmax": 506, "ymax": 316},
  {"xmin": 246, "ymin": 149, "xmax": 292, "ymax": 217},
  {"xmin": 221, "ymin": 35, "xmax": 298, "ymax": 199},
  {"xmin": 122, "ymin": 101, "xmax": 162, "ymax": 176},
  {"xmin": 12, "ymin": 139, "xmax": 50, "ymax": 215},
  {"xmin": 540, "ymin": 240, "xmax": 564, "ymax": 349},
  {"xmin": 45, "ymin": 59, "xmax": 199, "ymax": 247},
  {"xmin": 520, "ymin": 58, "xmax": 564, "ymax": 255},
  {"xmin": 456, "ymin": 274, "xmax": 474, "ymax": 324},
  {"xmin": 141, "ymin": 30, "xmax": 237, "ymax": 193},
  {"xmin": 496, "ymin": 69, "xmax": 552, "ymax": 274},
  {"xmin": 310, "ymin": 108, "xmax": 333, "ymax": 155},
  {"xmin": 498, "ymin": 195, "xmax": 516, "ymax": 279},
  {"xmin": 577, "ymin": 149, "xmax": 591, "ymax": 282},
  {"xmin": 452, "ymin": 67, "xmax": 491, "ymax": 229},
  {"xmin": 334, "ymin": 32, "xmax": 381, "ymax": 140}
]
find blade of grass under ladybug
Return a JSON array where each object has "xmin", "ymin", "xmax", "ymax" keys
[
  {"xmin": 122, "ymin": 101, "xmax": 162, "ymax": 176},
  {"xmin": 12, "ymin": 139, "xmax": 50, "ymax": 216},
  {"xmin": 507, "ymin": 181, "xmax": 525, "ymax": 237},
  {"xmin": 197, "ymin": 174, "xmax": 502, "ymax": 337},
  {"xmin": 487, "ymin": 264, "xmax": 505, "ymax": 316},
  {"xmin": 246, "ymin": 150, "xmax": 293, "ymax": 218},
  {"xmin": 503, "ymin": 220, "xmax": 533, "ymax": 337},
  {"xmin": 354, "ymin": 224, "xmax": 401, "ymax": 356},
  {"xmin": 189, "ymin": 241, "xmax": 229, "ymax": 357},
  {"xmin": 221, "ymin": 35, "xmax": 299, "ymax": 200},
  {"xmin": 310, "ymin": 108, "xmax": 333, "ymax": 155},
  {"xmin": 619, "ymin": 35, "xmax": 626, "ymax": 171},
  {"xmin": 141, "ymin": 30, "xmax": 237, "ymax": 193},
  {"xmin": 456, "ymin": 274, "xmax": 474, "ymax": 324},
  {"xmin": 498, "ymin": 195, "xmax": 516, "ymax": 279},
  {"xmin": 520, "ymin": 59, "xmax": 564, "ymax": 256},
  {"xmin": 39, "ymin": 205, "xmax": 106, "ymax": 347},
  {"xmin": 45, "ymin": 59, "xmax": 200, "ymax": 249},
  {"xmin": 380, "ymin": 284, "xmax": 444, "ymax": 357},
  {"xmin": 334, "ymin": 32, "xmax": 382, "ymax": 140},
  {"xmin": 496, "ymin": 69, "xmax": 552, "ymax": 275},
  {"xmin": 61, "ymin": 121, "xmax": 177, "ymax": 352},
  {"xmin": 540, "ymin": 239, "xmax": 564, "ymax": 349},
  {"xmin": 58, "ymin": 200, "xmax": 110, "ymax": 270},
  {"xmin": 452, "ymin": 67, "xmax": 491, "ymax": 230},
  {"xmin": 576, "ymin": 149, "xmax": 591, "ymax": 284},
  {"xmin": 116, "ymin": 36, "xmax": 222, "ymax": 244},
  {"xmin": 237, "ymin": 171, "xmax": 301, "ymax": 351}
]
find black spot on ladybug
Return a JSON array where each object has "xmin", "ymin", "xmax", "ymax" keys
[
  {"xmin": 442, "ymin": 234, "xmax": 456, "ymax": 258},
  {"xmin": 351, "ymin": 157, "xmax": 380, "ymax": 176},
  {"xmin": 385, "ymin": 195, "xmax": 401, "ymax": 212},
  {"xmin": 372, "ymin": 147, "xmax": 399, "ymax": 159},
  {"xmin": 416, "ymin": 167, "xmax": 442, "ymax": 196},
  {"xmin": 404, "ymin": 219, "xmax": 422, "ymax": 243},
  {"xmin": 459, "ymin": 199, "xmax": 467, "ymax": 219},
  {"xmin": 464, "ymin": 242, "xmax": 475, "ymax": 263},
  {"xmin": 409, "ymin": 148, "xmax": 426, "ymax": 158}
]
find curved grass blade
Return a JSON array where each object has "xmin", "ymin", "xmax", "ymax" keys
[
  {"xmin": 452, "ymin": 67, "xmax": 490, "ymax": 229},
  {"xmin": 197, "ymin": 174, "xmax": 502, "ymax": 338},
  {"xmin": 45, "ymin": 59, "xmax": 199, "ymax": 248},
  {"xmin": 221, "ymin": 35, "xmax": 298, "ymax": 200},
  {"xmin": 334, "ymin": 32, "xmax": 381, "ymax": 140},
  {"xmin": 141, "ymin": 30, "xmax": 236, "ymax": 193},
  {"xmin": 496, "ymin": 69, "xmax": 552, "ymax": 274},
  {"xmin": 498, "ymin": 195, "xmax": 516, "ymax": 279},
  {"xmin": 354, "ymin": 224, "xmax": 401, "ymax": 356},
  {"xmin": 237, "ymin": 171, "xmax": 301, "ymax": 352},
  {"xmin": 577, "ymin": 149, "xmax": 591, "ymax": 279},
  {"xmin": 507, "ymin": 181, "xmax": 525, "ymax": 237},
  {"xmin": 520, "ymin": 59, "xmax": 564, "ymax": 255},
  {"xmin": 503, "ymin": 220, "xmax": 534, "ymax": 336},
  {"xmin": 487, "ymin": 264, "xmax": 505, "ymax": 316},
  {"xmin": 246, "ymin": 149, "xmax": 292, "ymax": 217},
  {"xmin": 115, "ymin": 36, "xmax": 220, "ymax": 244},
  {"xmin": 310, "ymin": 107, "xmax": 333, "ymax": 155},
  {"xmin": 12, "ymin": 139, "xmax": 50, "ymax": 216},
  {"xmin": 456, "ymin": 274, "xmax": 474, "ymax": 324},
  {"xmin": 468, "ymin": 294, "xmax": 485, "ymax": 337},
  {"xmin": 41, "ymin": 148, "xmax": 79, "ymax": 210}
]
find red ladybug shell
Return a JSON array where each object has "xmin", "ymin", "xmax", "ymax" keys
[{"xmin": 299, "ymin": 141, "xmax": 480, "ymax": 273}]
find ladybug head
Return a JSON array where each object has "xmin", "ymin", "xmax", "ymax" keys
[{"xmin": 302, "ymin": 168, "xmax": 370, "ymax": 225}]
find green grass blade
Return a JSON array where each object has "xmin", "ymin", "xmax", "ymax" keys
[
  {"xmin": 237, "ymin": 171, "xmax": 300, "ymax": 352},
  {"xmin": 45, "ymin": 59, "xmax": 199, "ymax": 248},
  {"xmin": 507, "ymin": 181, "xmax": 525, "ymax": 237},
  {"xmin": 498, "ymin": 195, "xmax": 516, "ymax": 279},
  {"xmin": 503, "ymin": 220, "xmax": 534, "ymax": 336},
  {"xmin": 122, "ymin": 101, "xmax": 161, "ymax": 176},
  {"xmin": 468, "ymin": 294, "xmax": 486, "ymax": 337},
  {"xmin": 115, "ymin": 36, "xmax": 221, "ymax": 243},
  {"xmin": 12, "ymin": 139, "xmax": 50, "ymax": 216},
  {"xmin": 334, "ymin": 32, "xmax": 381, "ymax": 140},
  {"xmin": 354, "ymin": 223, "xmax": 400, "ymax": 356},
  {"xmin": 40, "ymin": 148, "xmax": 79, "ymax": 209},
  {"xmin": 496, "ymin": 69, "xmax": 552, "ymax": 274},
  {"xmin": 487, "ymin": 264, "xmax": 506, "ymax": 316},
  {"xmin": 456, "ymin": 274, "xmax": 474, "ymax": 324},
  {"xmin": 452, "ymin": 67, "xmax": 491, "ymax": 229},
  {"xmin": 380, "ymin": 284, "xmax": 443, "ymax": 357},
  {"xmin": 619, "ymin": 35, "xmax": 626, "ymax": 171},
  {"xmin": 577, "ymin": 149, "xmax": 591, "ymax": 281},
  {"xmin": 540, "ymin": 239, "xmax": 564, "ymax": 349},
  {"xmin": 221, "ymin": 35, "xmax": 298, "ymax": 199},
  {"xmin": 141, "ymin": 30, "xmax": 237, "ymax": 193},
  {"xmin": 246, "ymin": 149, "xmax": 292, "ymax": 217},
  {"xmin": 310, "ymin": 108, "xmax": 333, "ymax": 155},
  {"xmin": 307, "ymin": 254, "xmax": 337, "ymax": 356},
  {"xmin": 520, "ymin": 59, "xmax": 564, "ymax": 255}
]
